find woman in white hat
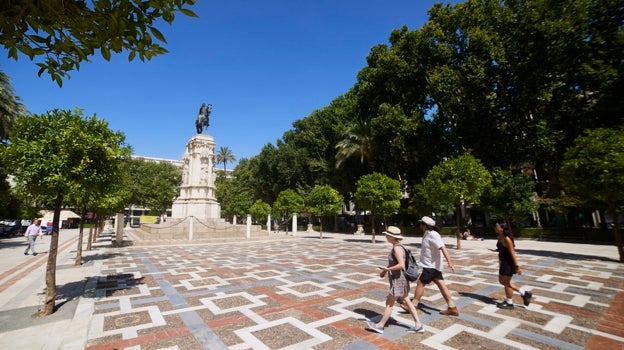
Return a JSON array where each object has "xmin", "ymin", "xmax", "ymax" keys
[{"xmin": 366, "ymin": 226, "xmax": 424, "ymax": 334}]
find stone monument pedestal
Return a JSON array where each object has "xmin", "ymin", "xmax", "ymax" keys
[{"xmin": 171, "ymin": 134, "xmax": 221, "ymax": 220}]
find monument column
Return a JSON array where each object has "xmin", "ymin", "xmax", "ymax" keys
[{"xmin": 171, "ymin": 134, "xmax": 221, "ymax": 220}]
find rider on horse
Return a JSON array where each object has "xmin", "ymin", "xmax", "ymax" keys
[{"xmin": 196, "ymin": 103, "xmax": 212, "ymax": 134}]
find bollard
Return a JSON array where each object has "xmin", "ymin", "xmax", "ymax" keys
[
  {"xmin": 292, "ymin": 214, "xmax": 297, "ymax": 236},
  {"xmin": 246, "ymin": 215, "xmax": 251, "ymax": 239}
]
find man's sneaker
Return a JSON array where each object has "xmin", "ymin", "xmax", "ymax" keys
[
  {"xmin": 366, "ymin": 320, "xmax": 384, "ymax": 334},
  {"xmin": 497, "ymin": 301, "xmax": 514, "ymax": 309},
  {"xmin": 440, "ymin": 306, "xmax": 459, "ymax": 316},
  {"xmin": 522, "ymin": 291, "xmax": 533, "ymax": 306}
]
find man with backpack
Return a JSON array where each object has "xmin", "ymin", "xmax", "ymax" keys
[{"xmin": 402, "ymin": 216, "xmax": 459, "ymax": 316}]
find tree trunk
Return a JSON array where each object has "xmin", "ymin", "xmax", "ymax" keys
[
  {"xmin": 371, "ymin": 215, "xmax": 376, "ymax": 244},
  {"xmin": 44, "ymin": 192, "xmax": 63, "ymax": 315},
  {"xmin": 456, "ymin": 203, "xmax": 462, "ymax": 250},
  {"xmin": 93, "ymin": 214, "xmax": 101, "ymax": 243},
  {"xmin": 86, "ymin": 221, "xmax": 94, "ymax": 251},
  {"xmin": 75, "ymin": 208, "xmax": 86, "ymax": 265}
]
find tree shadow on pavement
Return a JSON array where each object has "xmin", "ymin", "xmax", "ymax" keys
[
  {"xmin": 81, "ymin": 252, "xmax": 122, "ymax": 264},
  {"xmin": 515, "ymin": 248, "xmax": 618, "ymax": 262},
  {"xmin": 0, "ymin": 279, "xmax": 90, "ymax": 333}
]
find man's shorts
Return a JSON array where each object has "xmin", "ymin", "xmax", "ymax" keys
[{"xmin": 419, "ymin": 267, "xmax": 444, "ymax": 284}]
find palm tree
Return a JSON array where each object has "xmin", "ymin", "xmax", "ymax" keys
[
  {"xmin": 0, "ymin": 71, "xmax": 26, "ymax": 144},
  {"xmin": 335, "ymin": 120, "xmax": 376, "ymax": 170},
  {"xmin": 215, "ymin": 146, "xmax": 236, "ymax": 174}
]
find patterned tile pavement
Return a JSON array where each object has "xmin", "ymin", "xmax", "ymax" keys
[
  {"xmin": 0, "ymin": 231, "xmax": 624, "ymax": 350},
  {"xmin": 81, "ymin": 231, "xmax": 624, "ymax": 350}
]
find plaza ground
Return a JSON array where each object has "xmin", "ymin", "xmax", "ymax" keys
[{"xmin": 0, "ymin": 227, "xmax": 622, "ymax": 349}]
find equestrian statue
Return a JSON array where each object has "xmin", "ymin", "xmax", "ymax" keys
[{"xmin": 196, "ymin": 103, "xmax": 212, "ymax": 134}]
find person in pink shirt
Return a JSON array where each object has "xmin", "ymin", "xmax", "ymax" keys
[{"xmin": 23, "ymin": 219, "xmax": 43, "ymax": 256}]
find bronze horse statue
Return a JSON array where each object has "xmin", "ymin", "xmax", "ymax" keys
[{"xmin": 196, "ymin": 103, "xmax": 212, "ymax": 134}]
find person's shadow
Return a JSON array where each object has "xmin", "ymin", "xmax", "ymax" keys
[{"xmin": 458, "ymin": 292, "xmax": 497, "ymax": 305}]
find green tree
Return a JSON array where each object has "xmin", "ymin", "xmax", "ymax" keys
[
  {"xmin": 335, "ymin": 119, "xmax": 377, "ymax": 170},
  {"xmin": 249, "ymin": 200, "xmax": 271, "ymax": 225},
  {"xmin": 273, "ymin": 189, "xmax": 304, "ymax": 221},
  {"xmin": 1, "ymin": 0, "xmax": 198, "ymax": 86},
  {"xmin": 305, "ymin": 185, "xmax": 343, "ymax": 239},
  {"xmin": 560, "ymin": 127, "xmax": 624, "ymax": 262},
  {"xmin": 421, "ymin": 0, "xmax": 623, "ymax": 196},
  {"xmin": 0, "ymin": 72, "xmax": 28, "ymax": 218},
  {"xmin": 0, "ymin": 72, "xmax": 27, "ymax": 144},
  {"xmin": 121, "ymin": 157, "xmax": 181, "ymax": 216},
  {"xmin": 215, "ymin": 146, "xmax": 236, "ymax": 173},
  {"xmin": 1, "ymin": 108, "xmax": 129, "ymax": 315},
  {"xmin": 421, "ymin": 153, "xmax": 491, "ymax": 249},
  {"xmin": 68, "ymin": 178, "xmax": 130, "ymax": 262},
  {"xmin": 141, "ymin": 160, "xmax": 182, "ymax": 215},
  {"xmin": 226, "ymin": 193, "xmax": 254, "ymax": 223},
  {"xmin": 215, "ymin": 173, "xmax": 238, "ymax": 215},
  {"xmin": 355, "ymin": 173, "xmax": 402, "ymax": 243},
  {"xmin": 480, "ymin": 168, "xmax": 539, "ymax": 230},
  {"xmin": 273, "ymin": 188, "xmax": 304, "ymax": 233}
]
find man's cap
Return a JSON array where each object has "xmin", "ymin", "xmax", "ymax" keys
[{"xmin": 419, "ymin": 216, "xmax": 436, "ymax": 227}]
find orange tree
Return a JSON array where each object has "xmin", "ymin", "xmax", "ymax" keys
[
  {"xmin": 355, "ymin": 173, "xmax": 402, "ymax": 244},
  {"xmin": 1, "ymin": 108, "xmax": 130, "ymax": 315},
  {"xmin": 306, "ymin": 185, "xmax": 343, "ymax": 239}
]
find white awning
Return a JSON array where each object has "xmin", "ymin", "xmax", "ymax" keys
[{"xmin": 39, "ymin": 210, "xmax": 81, "ymax": 222}]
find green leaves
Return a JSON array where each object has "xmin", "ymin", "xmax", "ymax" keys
[
  {"xmin": 306, "ymin": 185, "xmax": 343, "ymax": 217},
  {"xmin": 0, "ymin": 0, "xmax": 199, "ymax": 86},
  {"xmin": 560, "ymin": 127, "xmax": 624, "ymax": 206},
  {"xmin": 355, "ymin": 173, "xmax": 402, "ymax": 217},
  {"xmin": 1, "ymin": 108, "xmax": 130, "ymax": 209},
  {"xmin": 273, "ymin": 189, "xmax": 304, "ymax": 217},
  {"xmin": 420, "ymin": 153, "xmax": 491, "ymax": 214}
]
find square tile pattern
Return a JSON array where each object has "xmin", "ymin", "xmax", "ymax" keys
[{"xmin": 85, "ymin": 238, "xmax": 624, "ymax": 349}]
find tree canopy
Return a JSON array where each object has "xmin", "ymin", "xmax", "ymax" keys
[
  {"xmin": 306, "ymin": 185, "xmax": 343, "ymax": 238},
  {"xmin": 1, "ymin": 108, "xmax": 129, "ymax": 315},
  {"xmin": 0, "ymin": 0, "xmax": 198, "ymax": 85},
  {"xmin": 273, "ymin": 189, "xmax": 304, "ymax": 219},
  {"xmin": 123, "ymin": 157, "xmax": 181, "ymax": 215},
  {"xmin": 216, "ymin": 146, "xmax": 236, "ymax": 173},
  {"xmin": 221, "ymin": 0, "xmax": 622, "ymax": 231},
  {"xmin": 560, "ymin": 127, "xmax": 624, "ymax": 261},
  {"xmin": 355, "ymin": 172, "xmax": 402, "ymax": 242}
]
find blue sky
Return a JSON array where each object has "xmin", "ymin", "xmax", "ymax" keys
[{"xmin": 2, "ymin": 0, "xmax": 457, "ymax": 167}]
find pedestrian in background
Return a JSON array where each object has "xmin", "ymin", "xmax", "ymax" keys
[
  {"xmin": 366, "ymin": 226, "xmax": 424, "ymax": 334},
  {"xmin": 23, "ymin": 219, "xmax": 43, "ymax": 256},
  {"xmin": 489, "ymin": 220, "xmax": 532, "ymax": 309},
  {"xmin": 402, "ymin": 216, "xmax": 459, "ymax": 316}
]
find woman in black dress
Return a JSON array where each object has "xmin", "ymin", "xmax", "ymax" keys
[{"xmin": 491, "ymin": 221, "xmax": 533, "ymax": 308}]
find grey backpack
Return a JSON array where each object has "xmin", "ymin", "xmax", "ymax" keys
[{"xmin": 400, "ymin": 245, "xmax": 420, "ymax": 282}]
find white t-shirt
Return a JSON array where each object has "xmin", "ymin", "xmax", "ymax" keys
[{"xmin": 419, "ymin": 229, "xmax": 445, "ymax": 271}]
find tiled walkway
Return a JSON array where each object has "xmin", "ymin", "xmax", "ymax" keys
[{"xmin": 77, "ymin": 232, "xmax": 624, "ymax": 350}]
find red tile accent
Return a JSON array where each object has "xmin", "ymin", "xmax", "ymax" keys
[
  {"xmin": 85, "ymin": 327, "xmax": 190, "ymax": 350},
  {"xmin": 586, "ymin": 283, "xmax": 624, "ymax": 349},
  {"xmin": 0, "ymin": 236, "xmax": 76, "ymax": 293}
]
